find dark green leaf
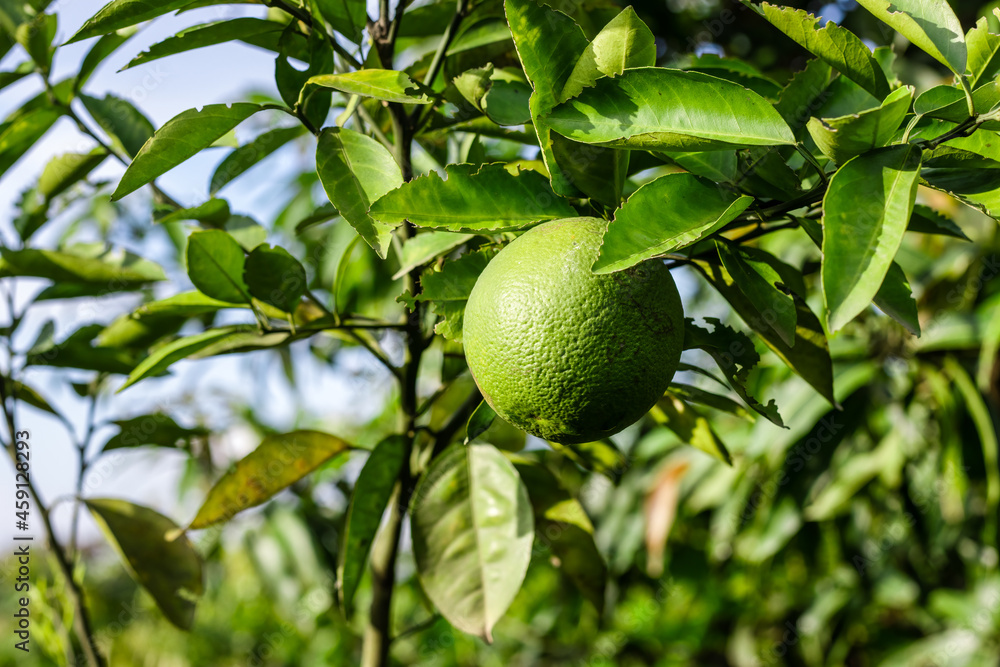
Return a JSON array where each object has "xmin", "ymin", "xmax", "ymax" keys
[
  {"xmin": 393, "ymin": 231, "xmax": 474, "ymax": 280},
  {"xmin": 411, "ymin": 443, "xmax": 533, "ymax": 641},
  {"xmin": 652, "ymin": 392, "xmax": 732, "ymax": 465},
  {"xmin": 243, "ymin": 244, "xmax": 307, "ymax": 313},
  {"xmin": 316, "ymin": 127, "xmax": 403, "ymax": 258},
  {"xmin": 716, "ymin": 241, "xmax": 797, "ymax": 346},
  {"xmin": 68, "ymin": 0, "xmax": 194, "ymax": 44},
  {"xmin": 684, "ymin": 318, "xmax": 784, "ymax": 426},
  {"xmin": 315, "ymin": 0, "xmax": 367, "ymax": 43},
  {"xmin": 667, "ymin": 383, "xmax": 755, "ymax": 421},
  {"xmin": 111, "ymin": 103, "xmax": 262, "ymax": 200},
  {"xmin": 2, "ymin": 378, "xmax": 58, "ymax": 416},
  {"xmin": 86, "ymin": 498, "xmax": 203, "ymax": 630},
  {"xmin": 154, "ymin": 198, "xmax": 230, "ymax": 225},
  {"xmin": 369, "ymin": 163, "xmax": 576, "ymax": 233},
  {"xmin": 102, "ymin": 413, "xmax": 209, "ymax": 451},
  {"xmin": 548, "ymin": 439, "xmax": 628, "ymax": 479},
  {"xmin": 80, "ymin": 93, "xmax": 154, "ymax": 159},
  {"xmin": 185, "ymin": 230, "xmax": 251, "ymax": 304},
  {"xmin": 122, "ymin": 18, "xmax": 284, "ymax": 70},
  {"xmin": 822, "ymin": 145, "xmax": 922, "ymax": 331},
  {"xmin": 774, "ymin": 58, "xmax": 834, "ymax": 138},
  {"xmin": 0, "ymin": 108, "xmax": 61, "ymax": 178},
  {"xmin": 594, "ymin": 172, "xmax": 754, "ymax": 274},
  {"xmin": 909, "ymin": 204, "xmax": 969, "ymax": 240},
  {"xmin": 210, "ymin": 125, "xmax": 305, "ymax": 194},
  {"xmin": 76, "ymin": 27, "xmax": 137, "ymax": 89},
  {"xmin": 0, "ymin": 246, "xmax": 164, "ymax": 285},
  {"xmin": 465, "ymin": 400, "xmax": 497, "ymax": 444},
  {"xmin": 118, "ymin": 326, "xmax": 249, "ymax": 391},
  {"xmin": 338, "ymin": 435, "xmax": 407, "ymax": 614}
]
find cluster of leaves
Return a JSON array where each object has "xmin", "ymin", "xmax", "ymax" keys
[{"xmin": 1, "ymin": 0, "xmax": 999, "ymax": 664}]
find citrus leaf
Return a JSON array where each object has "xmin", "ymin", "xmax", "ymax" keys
[
  {"xmin": 80, "ymin": 93, "xmax": 154, "ymax": 159},
  {"xmin": 560, "ymin": 6, "xmax": 656, "ymax": 102},
  {"xmin": 909, "ymin": 204, "xmax": 969, "ymax": 240},
  {"xmin": 822, "ymin": 145, "xmax": 922, "ymax": 332},
  {"xmin": 544, "ymin": 67, "xmax": 796, "ymax": 151},
  {"xmin": 369, "ymin": 163, "xmax": 576, "ymax": 233},
  {"xmin": 417, "ymin": 249, "xmax": 493, "ymax": 302},
  {"xmin": 339, "ymin": 435, "xmax": 408, "ymax": 615},
  {"xmin": 751, "ymin": 2, "xmax": 889, "ymax": 100},
  {"xmin": 696, "ymin": 257, "xmax": 836, "ymax": 407},
  {"xmin": 411, "ymin": 443, "xmax": 533, "ymax": 642},
  {"xmin": 76, "ymin": 27, "xmax": 138, "ymax": 89},
  {"xmin": 684, "ymin": 318, "xmax": 784, "ymax": 426},
  {"xmin": 548, "ymin": 439, "xmax": 628, "ymax": 479},
  {"xmin": 102, "ymin": 413, "xmax": 209, "ymax": 451},
  {"xmin": 85, "ymin": 498, "xmax": 203, "ymax": 630},
  {"xmin": 807, "ymin": 86, "xmax": 913, "ymax": 164},
  {"xmin": 515, "ymin": 462, "xmax": 605, "ymax": 612},
  {"xmin": 316, "ymin": 127, "xmax": 403, "ymax": 259},
  {"xmin": 2, "ymin": 378, "xmax": 59, "ymax": 416},
  {"xmin": 392, "ymin": 231, "xmax": 474, "ymax": 280},
  {"xmin": 594, "ymin": 172, "xmax": 754, "ymax": 274},
  {"xmin": 914, "ymin": 84, "xmax": 967, "ymax": 117},
  {"xmin": 68, "ymin": 0, "xmax": 195, "ymax": 44},
  {"xmin": 122, "ymin": 18, "xmax": 284, "ymax": 70},
  {"xmin": 652, "ymin": 392, "xmax": 732, "ymax": 465},
  {"xmin": 465, "ymin": 400, "xmax": 497, "ymax": 443},
  {"xmin": 0, "ymin": 108, "xmax": 61, "ymax": 179},
  {"xmin": 190, "ymin": 430, "xmax": 352, "ymax": 529},
  {"xmin": 111, "ymin": 103, "xmax": 262, "ymax": 200},
  {"xmin": 185, "ymin": 230, "xmax": 251, "ymax": 304},
  {"xmin": 0, "ymin": 246, "xmax": 165, "ymax": 285},
  {"xmin": 314, "ymin": 0, "xmax": 367, "ymax": 43},
  {"xmin": 447, "ymin": 17, "xmax": 512, "ymax": 55},
  {"xmin": 243, "ymin": 244, "xmax": 307, "ymax": 313},
  {"xmin": 716, "ymin": 241, "xmax": 797, "ymax": 347},
  {"xmin": 774, "ymin": 58, "xmax": 834, "ymax": 138},
  {"xmin": 133, "ymin": 291, "xmax": 241, "ymax": 318},
  {"xmin": 664, "ymin": 150, "xmax": 739, "ymax": 183},
  {"xmin": 967, "ymin": 16, "xmax": 1000, "ymax": 88},
  {"xmin": 667, "ymin": 383, "xmax": 755, "ymax": 422},
  {"xmin": 118, "ymin": 326, "xmax": 247, "ymax": 392},
  {"xmin": 919, "ymin": 80, "xmax": 1000, "ymax": 124},
  {"xmin": 154, "ymin": 198, "xmax": 230, "ymax": 225},
  {"xmin": 210, "ymin": 125, "xmax": 305, "ymax": 194},
  {"xmin": 855, "ymin": 0, "xmax": 966, "ymax": 74},
  {"xmin": 506, "ymin": 0, "xmax": 589, "ymax": 197},
  {"xmin": 307, "ymin": 69, "xmax": 434, "ymax": 103}
]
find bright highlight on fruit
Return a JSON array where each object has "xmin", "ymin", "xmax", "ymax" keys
[{"xmin": 463, "ymin": 217, "xmax": 685, "ymax": 444}]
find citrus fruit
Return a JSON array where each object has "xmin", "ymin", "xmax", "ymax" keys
[{"xmin": 463, "ymin": 217, "xmax": 685, "ymax": 444}]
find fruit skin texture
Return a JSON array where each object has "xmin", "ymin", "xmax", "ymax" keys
[{"xmin": 463, "ymin": 217, "xmax": 684, "ymax": 445}]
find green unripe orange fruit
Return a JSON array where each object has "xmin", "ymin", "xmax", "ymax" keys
[{"xmin": 463, "ymin": 217, "xmax": 685, "ymax": 444}]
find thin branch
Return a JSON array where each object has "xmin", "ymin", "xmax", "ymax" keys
[
  {"xmin": 264, "ymin": 0, "xmax": 363, "ymax": 69},
  {"xmin": 411, "ymin": 0, "xmax": 471, "ymax": 129}
]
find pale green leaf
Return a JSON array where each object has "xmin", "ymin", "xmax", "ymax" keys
[
  {"xmin": 855, "ymin": 0, "xmax": 967, "ymax": 74},
  {"xmin": 68, "ymin": 0, "xmax": 195, "ymax": 44},
  {"xmin": 807, "ymin": 85, "xmax": 913, "ymax": 164},
  {"xmin": 122, "ymin": 18, "xmax": 284, "ymax": 70},
  {"xmin": 561, "ymin": 6, "xmax": 656, "ymax": 101},
  {"xmin": 307, "ymin": 69, "xmax": 433, "ymax": 103}
]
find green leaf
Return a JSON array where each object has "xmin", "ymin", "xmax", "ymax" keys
[
  {"xmin": 224, "ymin": 215, "xmax": 267, "ymax": 251},
  {"xmin": 210, "ymin": 125, "xmax": 305, "ymax": 194},
  {"xmin": 0, "ymin": 61, "xmax": 34, "ymax": 93},
  {"xmin": 85, "ymin": 498, "xmax": 203, "ymax": 630},
  {"xmin": 909, "ymin": 204, "xmax": 969, "ymax": 240},
  {"xmin": 696, "ymin": 257, "xmax": 836, "ymax": 407},
  {"xmin": 111, "ymin": 103, "xmax": 262, "ymax": 201},
  {"xmin": 275, "ymin": 25, "xmax": 331, "ymax": 130},
  {"xmin": 96, "ymin": 312, "xmax": 186, "ymax": 349},
  {"xmin": 339, "ymin": 435, "xmax": 407, "ymax": 615},
  {"xmin": 190, "ymin": 430, "xmax": 351, "ymax": 529},
  {"xmin": 0, "ymin": 108, "xmax": 61, "ymax": 178},
  {"xmin": 545, "ymin": 68, "xmax": 796, "ymax": 151},
  {"xmin": 243, "ymin": 244, "xmax": 307, "ymax": 313},
  {"xmin": 560, "ymin": 6, "xmax": 656, "ymax": 102},
  {"xmin": 418, "ymin": 249, "xmax": 493, "ymax": 302},
  {"xmin": 369, "ymin": 163, "xmax": 577, "ymax": 233},
  {"xmin": 807, "ymin": 86, "xmax": 913, "ymax": 164},
  {"xmin": 80, "ymin": 93, "xmax": 154, "ymax": 159},
  {"xmin": 68, "ymin": 0, "xmax": 194, "ymax": 44},
  {"xmin": 16, "ymin": 13, "xmax": 56, "ymax": 72},
  {"xmin": 307, "ymin": 69, "xmax": 434, "ymax": 104},
  {"xmin": 465, "ymin": 400, "xmax": 497, "ymax": 444},
  {"xmin": 774, "ymin": 58, "xmax": 834, "ymax": 138},
  {"xmin": 0, "ymin": 246, "xmax": 165, "ymax": 285},
  {"xmin": 16, "ymin": 149, "xmax": 109, "ymax": 240},
  {"xmin": 481, "ymin": 70, "xmax": 532, "ymax": 126},
  {"xmin": 185, "ymin": 230, "xmax": 251, "ymax": 304},
  {"xmin": 134, "ymin": 290, "xmax": 241, "ymax": 318},
  {"xmin": 593, "ymin": 172, "xmax": 754, "ymax": 274},
  {"xmin": 967, "ymin": 16, "xmax": 1000, "ymax": 88},
  {"xmin": 548, "ymin": 439, "xmax": 628, "ymax": 479},
  {"xmin": 855, "ymin": 0, "xmax": 967, "ymax": 74},
  {"xmin": 411, "ymin": 443, "xmax": 533, "ymax": 642},
  {"xmin": 316, "ymin": 127, "xmax": 403, "ymax": 259},
  {"xmin": 392, "ymin": 231, "xmax": 474, "ymax": 280},
  {"xmin": 515, "ymin": 462, "xmax": 605, "ymax": 612},
  {"xmin": 684, "ymin": 318, "xmax": 784, "ymax": 426},
  {"xmin": 716, "ymin": 241, "xmax": 797, "ymax": 347},
  {"xmin": 667, "ymin": 383, "xmax": 755, "ymax": 422},
  {"xmin": 447, "ymin": 17, "xmax": 512, "ymax": 55},
  {"xmin": 102, "ymin": 413, "xmax": 209, "ymax": 451},
  {"xmin": 914, "ymin": 84, "xmax": 967, "ymax": 117},
  {"xmin": 154, "ymin": 198, "xmax": 230, "ymax": 225},
  {"xmin": 822, "ymin": 145, "xmax": 923, "ymax": 332},
  {"xmin": 752, "ymin": 2, "xmax": 889, "ymax": 100},
  {"xmin": 919, "ymin": 80, "xmax": 1000, "ymax": 123},
  {"xmin": 118, "ymin": 327, "xmax": 247, "ymax": 392},
  {"xmin": 76, "ymin": 27, "xmax": 137, "ymax": 89},
  {"xmin": 652, "ymin": 392, "xmax": 732, "ymax": 465},
  {"xmin": 506, "ymin": 0, "xmax": 589, "ymax": 196},
  {"xmin": 315, "ymin": 0, "xmax": 367, "ymax": 43},
  {"xmin": 122, "ymin": 18, "xmax": 284, "ymax": 70},
  {"xmin": 2, "ymin": 378, "xmax": 58, "ymax": 416}
]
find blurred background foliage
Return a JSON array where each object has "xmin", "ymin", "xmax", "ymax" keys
[{"xmin": 1, "ymin": 0, "xmax": 999, "ymax": 665}]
